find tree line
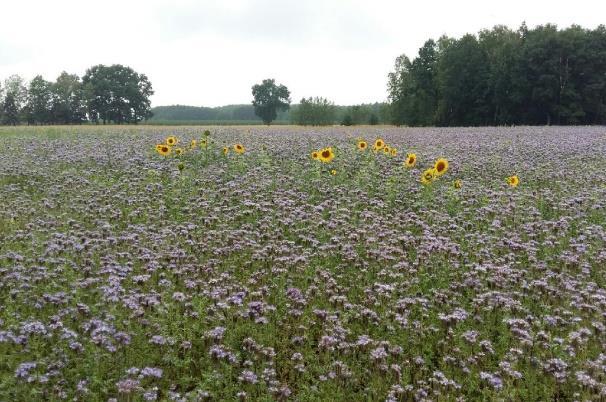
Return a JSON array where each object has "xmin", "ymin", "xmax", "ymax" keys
[
  {"xmin": 5, "ymin": 23, "xmax": 603, "ymax": 127},
  {"xmin": 290, "ymin": 98, "xmax": 385, "ymax": 126},
  {"xmin": 387, "ymin": 23, "xmax": 606, "ymax": 126},
  {"xmin": 250, "ymin": 78, "xmax": 388, "ymax": 126},
  {"xmin": 150, "ymin": 104, "xmax": 288, "ymax": 122},
  {"xmin": 151, "ymin": 101, "xmax": 388, "ymax": 125},
  {"xmin": 0, "ymin": 64, "xmax": 153, "ymax": 126}
]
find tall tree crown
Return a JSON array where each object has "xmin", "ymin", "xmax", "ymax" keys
[{"xmin": 251, "ymin": 79, "xmax": 291, "ymax": 125}]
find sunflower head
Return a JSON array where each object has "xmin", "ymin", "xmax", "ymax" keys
[
  {"xmin": 330, "ymin": 169, "xmax": 337, "ymax": 176},
  {"xmin": 357, "ymin": 140, "xmax": 368, "ymax": 151},
  {"xmin": 234, "ymin": 143, "xmax": 245, "ymax": 154},
  {"xmin": 174, "ymin": 147, "xmax": 184, "ymax": 156},
  {"xmin": 390, "ymin": 147, "xmax": 397, "ymax": 157},
  {"xmin": 166, "ymin": 136, "xmax": 178, "ymax": 146},
  {"xmin": 190, "ymin": 139, "xmax": 197, "ymax": 149},
  {"xmin": 404, "ymin": 153, "xmax": 417, "ymax": 168},
  {"xmin": 421, "ymin": 168, "xmax": 437, "ymax": 185},
  {"xmin": 373, "ymin": 138, "xmax": 385, "ymax": 151},
  {"xmin": 156, "ymin": 144, "xmax": 171, "ymax": 156},
  {"xmin": 453, "ymin": 179, "xmax": 463, "ymax": 189},
  {"xmin": 203, "ymin": 130, "xmax": 211, "ymax": 137},
  {"xmin": 434, "ymin": 158, "xmax": 449, "ymax": 176},
  {"xmin": 507, "ymin": 175, "xmax": 520, "ymax": 187},
  {"xmin": 382, "ymin": 145, "xmax": 391, "ymax": 155},
  {"xmin": 177, "ymin": 162, "xmax": 185, "ymax": 172},
  {"xmin": 222, "ymin": 146, "xmax": 229, "ymax": 155},
  {"xmin": 311, "ymin": 151, "xmax": 320, "ymax": 160},
  {"xmin": 319, "ymin": 147, "xmax": 335, "ymax": 163},
  {"xmin": 200, "ymin": 139, "xmax": 208, "ymax": 148}
]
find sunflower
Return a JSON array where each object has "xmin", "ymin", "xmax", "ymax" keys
[
  {"xmin": 357, "ymin": 140, "xmax": 368, "ymax": 151},
  {"xmin": 200, "ymin": 139, "xmax": 208, "ymax": 148},
  {"xmin": 234, "ymin": 143, "xmax": 245, "ymax": 154},
  {"xmin": 203, "ymin": 130, "xmax": 211, "ymax": 136},
  {"xmin": 156, "ymin": 144, "xmax": 171, "ymax": 156},
  {"xmin": 318, "ymin": 147, "xmax": 335, "ymax": 163},
  {"xmin": 311, "ymin": 151, "xmax": 320, "ymax": 160},
  {"xmin": 373, "ymin": 138, "xmax": 385, "ymax": 151},
  {"xmin": 390, "ymin": 147, "xmax": 398, "ymax": 157},
  {"xmin": 222, "ymin": 146, "xmax": 229, "ymax": 155},
  {"xmin": 174, "ymin": 147, "xmax": 184, "ymax": 156},
  {"xmin": 404, "ymin": 153, "xmax": 417, "ymax": 168},
  {"xmin": 330, "ymin": 169, "xmax": 337, "ymax": 175},
  {"xmin": 421, "ymin": 168, "xmax": 436, "ymax": 185},
  {"xmin": 507, "ymin": 175, "xmax": 520, "ymax": 187},
  {"xmin": 190, "ymin": 139, "xmax": 197, "ymax": 149},
  {"xmin": 177, "ymin": 162, "xmax": 185, "ymax": 172},
  {"xmin": 434, "ymin": 158, "xmax": 449, "ymax": 177},
  {"xmin": 166, "ymin": 136, "xmax": 178, "ymax": 146},
  {"xmin": 383, "ymin": 145, "xmax": 391, "ymax": 155},
  {"xmin": 453, "ymin": 179, "xmax": 463, "ymax": 189}
]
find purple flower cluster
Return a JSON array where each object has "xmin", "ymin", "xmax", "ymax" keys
[{"xmin": 1, "ymin": 126, "xmax": 605, "ymax": 400}]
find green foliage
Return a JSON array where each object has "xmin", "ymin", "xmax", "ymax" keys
[
  {"xmin": 0, "ymin": 66, "xmax": 152, "ymax": 126},
  {"xmin": 368, "ymin": 113, "xmax": 379, "ymax": 125},
  {"xmin": 388, "ymin": 23, "xmax": 606, "ymax": 126},
  {"xmin": 437, "ymin": 34, "xmax": 490, "ymax": 125},
  {"xmin": 349, "ymin": 105, "xmax": 370, "ymax": 125},
  {"xmin": 251, "ymin": 79, "xmax": 291, "ymax": 125},
  {"xmin": 1, "ymin": 75, "xmax": 27, "ymax": 124},
  {"xmin": 2, "ymin": 93, "xmax": 19, "ymax": 126},
  {"xmin": 25, "ymin": 76, "xmax": 53, "ymax": 125},
  {"xmin": 149, "ymin": 104, "xmax": 290, "ymax": 123},
  {"xmin": 341, "ymin": 114, "xmax": 353, "ymax": 126},
  {"xmin": 337, "ymin": 104, "xmax": 386, "ymax": 126},
  {"xmin": 150, "ymin": 103, "xmax": 387, "ymax": 126},
  {"xmin": 290, "ymin": 96, "xmax": 336, "ymax": 125},
  {"xmin": 82, "ymin": 64, "xmax": 154, "ymax": 124},
  {"xmin": 3, "ymin": 75, "xmax": 27, "ymax": 108},
  {"xmin": 51, "ymin": 72, "xmax": 87, "ymax": 124}
]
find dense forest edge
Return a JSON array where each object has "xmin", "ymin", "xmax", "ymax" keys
[{"xmin": 388, "ymin": 23, "xmax": 606, "ymax": 126}]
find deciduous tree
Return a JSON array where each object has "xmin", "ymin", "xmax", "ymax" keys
[{"xmin": 251, "ymin": 79, "xmax": 291, "ymax": 125}]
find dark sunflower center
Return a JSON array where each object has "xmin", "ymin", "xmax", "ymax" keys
[{"xmin": 322, "ymin": 151, "xmax": 330, "ymax": 158}]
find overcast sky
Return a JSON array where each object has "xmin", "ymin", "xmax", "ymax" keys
[{"xmin": 1, "ymin": 0, "xmax": 604, "ymax": 107}]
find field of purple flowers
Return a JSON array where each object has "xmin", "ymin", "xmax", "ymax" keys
[{"xmin": 1, "ymin": 125, "xmax": 605, "ymax": 401}]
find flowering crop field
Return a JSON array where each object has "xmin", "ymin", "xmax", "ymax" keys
[{"xmin": 1, "ymin": 125, "xmax": 606, "ymax": 401}]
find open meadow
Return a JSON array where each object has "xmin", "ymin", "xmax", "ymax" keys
[{"xmin": 1, "ymin": 125, "xmax": 605, "ymax": 401}]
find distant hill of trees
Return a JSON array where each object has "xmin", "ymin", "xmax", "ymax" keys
[
  {"xmin": 388, "ymin": 23, "xmax": 606, "ymax": 126},
  {"xmin": 150, "ymin": 104, "xmax": 290, "ymax": 122},
  {"xmin": 150, "ymin": 103, "xmax": 389, "ymax": 125}
]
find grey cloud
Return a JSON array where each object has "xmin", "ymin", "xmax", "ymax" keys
[{"xmin": 154, "ymin": 0, "xmax": 391, "ymax": 48}]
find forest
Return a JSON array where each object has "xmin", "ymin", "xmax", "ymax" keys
[{"xmin": 387, "ymin": 24, "xmax": 606, "ymax": 126}]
